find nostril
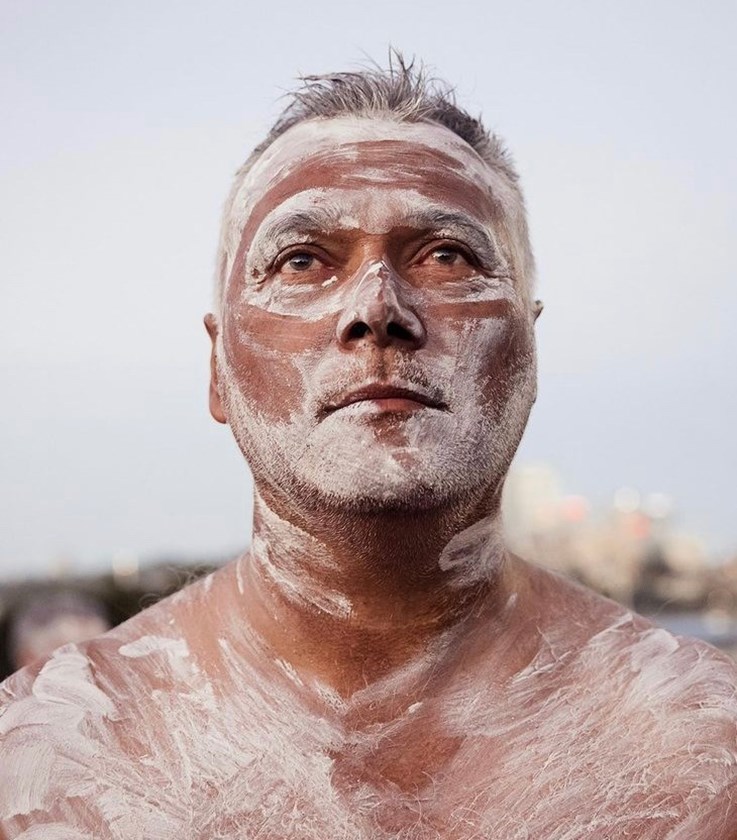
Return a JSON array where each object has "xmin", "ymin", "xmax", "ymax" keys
[
  {"xmin": 387, "ymin": 321, "xmax": 414, "ymax": 342},
  {"xmin": 347, "ymin": 322, "xmax": 371, "ymax": 340},
  {"xmin": 338, "ymin": 312, "xmax": 424, "ymax": 347}
]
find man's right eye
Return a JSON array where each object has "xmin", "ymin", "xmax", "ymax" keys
[
  {"xmin": 270, "ymin": 246, "xmax": 333, "ymax": 281},
  {"xmin": 283, "ymin": 253, "xmax": 315, "ymax": 272}
]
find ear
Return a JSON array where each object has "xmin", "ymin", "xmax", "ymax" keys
[
  {"xmin": 533, "ymin": 299, "xmax": 544, "ymax": 322},
  {"xmin": 204, "ymin": 314, "xmax": 227, "ymax": 424}
]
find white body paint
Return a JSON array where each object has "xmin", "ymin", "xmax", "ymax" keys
[{"xmin": 1, "ymin": 562, "xmax": 736, "ymax": 838}]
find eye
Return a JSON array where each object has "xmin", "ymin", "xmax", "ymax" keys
[
  {"xmin": 284, "ymin": 252, "xmax": 316, "ymax": 272},
  {"xmin": 417, "ymin": 242, "xmax": 476, "ymax": 269},
  {"xmin": 270, "ymin": 246, "xmax": 335, "ymax": 284},
  {"xmin": 429, "ymin": 246, "xmax": 467, "ymax": 265}
]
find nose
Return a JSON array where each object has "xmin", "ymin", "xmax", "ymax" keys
[{"xmin": 336, "ymin": 261, "xmax": 426, "ymax": 349}]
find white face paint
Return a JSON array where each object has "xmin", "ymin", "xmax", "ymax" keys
[{"xmin": 214, "ymin": 118, "xmax": 538, "ymax": 515}]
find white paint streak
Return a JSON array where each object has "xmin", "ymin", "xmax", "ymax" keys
[
  {"xmin": 14, "ymin": 826, "xmax": 94, "ymax": 839},
  {"xmin": 118, "ymin": 635, "xmax": 189, "ymax": 659},
  {"xmin": 235, "ymin": 556, "xmax": 245, "ymax": 595},
  {"xmin": 438, "ymin": 515, "xmax": 507, "ymax": 587}
]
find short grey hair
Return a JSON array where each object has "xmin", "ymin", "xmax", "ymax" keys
[{"xmin": 214, "ymin": 54, "xmax": 535, "ymax": 312}]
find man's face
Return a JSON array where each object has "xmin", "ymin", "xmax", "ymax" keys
[{"xmin": 209, "ymin": 118, "xmax": 538, "ymax": 515}]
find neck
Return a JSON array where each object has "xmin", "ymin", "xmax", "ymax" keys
[{"xmin": 234, "ymin": 487, "xmax": 518, "ymax": 698}]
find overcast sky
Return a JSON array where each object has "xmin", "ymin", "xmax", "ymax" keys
[{"xmin": 1, "ymin": 0, "xmax": 735, "ymax": 579}]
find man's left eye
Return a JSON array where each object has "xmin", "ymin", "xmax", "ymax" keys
[{"xmin": 429, "ymin": 247, "xmax": 466, "ymax": 265}]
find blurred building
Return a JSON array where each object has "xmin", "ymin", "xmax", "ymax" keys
[{"xmin": 503, "ymin": 464, "xmax": 737, "ymax": 654}]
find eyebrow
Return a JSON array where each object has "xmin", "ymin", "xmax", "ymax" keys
[
  {"xmin": 245, "ymin": 206, "xmax": 348, "ymax": 270},
  {"xmin": 400, "ymin": 208, "xmax": 502, "ymax": 268}
]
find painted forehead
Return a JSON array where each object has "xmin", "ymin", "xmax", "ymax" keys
[{"xmin": 241, "ymin": 116, "xmax": 496, "ymax": 205}]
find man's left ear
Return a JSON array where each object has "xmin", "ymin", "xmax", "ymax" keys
[
  {"xmin": 204, "ymin": 313, "xmax": 227, "ymax": 425},
  {"xmin": 533, "ymin": 299, "xmax": 544, "ymax": 322}
]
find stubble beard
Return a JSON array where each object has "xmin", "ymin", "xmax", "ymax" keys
[{"xmin": 217, "ymin": 345, "xmax": 537, "ymax": 521}]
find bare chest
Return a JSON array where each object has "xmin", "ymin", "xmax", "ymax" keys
[
  {"xmin": 3, "ymin": 626, "xmax": 736, "ymax": 839},
  {"xmin": 43, "ymin": 680, "xmax": 724, "ymax": 840}
]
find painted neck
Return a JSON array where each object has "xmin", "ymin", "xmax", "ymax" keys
[{"xmin": 236, "ymin": 489, "xmax": 517, "ymax": 697}]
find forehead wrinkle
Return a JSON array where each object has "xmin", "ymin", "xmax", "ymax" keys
[
  {"xmin": 230, "ymin": 127, "xmax": 503, "ymax": 257},
  {"xmin": 253, "ymin": 189, "xmax": 498, "ymax": 237},
  {"xmin": 239, "ymin": 118, "xmax": 482, "ymax": 201},
  {"xmin": 252, "ymin": 206, "xmax": 344, "ymax": 252}
]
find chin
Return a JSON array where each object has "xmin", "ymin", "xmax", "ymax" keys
[
  {"xmin": 297, "ymin": 465, "xmax": 460, "ymax": 515},
  {"xmin": 223, "ymin": 369, "xmax": 535, "ymax": 520},
  {"xmin": 287, "ymin": 431, "xmax": 508, "ymax": 517}
]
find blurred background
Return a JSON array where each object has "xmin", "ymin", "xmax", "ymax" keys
[{"xmin": 1, "ymin": 0, "xmax": 735, "ymax": 676}]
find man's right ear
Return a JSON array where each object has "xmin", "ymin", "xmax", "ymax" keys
[{"xmin": 204, "ymin": 314, "xmax": 227, "ymax": 424}]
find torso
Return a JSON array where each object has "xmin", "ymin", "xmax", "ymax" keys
[{"xmin": 2, "ymin": 560, "xmax": 736, "ymax": 840}]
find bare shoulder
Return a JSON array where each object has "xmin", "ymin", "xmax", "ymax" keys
[
  {"xmin": 0, "ymin": 564, "xmax": 214, "ymax": 702},
  {"xmin": 496, "ymin": 559, "xmax": 737, "ymax": 837},
  {"xmin": 0, "ymin": 569, "xmax": 221, "ymax": 838},
  {"xmin": 522, "ymin": 559, "xmax": 737, "ymax": 725}
]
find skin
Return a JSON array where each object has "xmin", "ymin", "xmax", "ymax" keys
[{"xmin": 1, "ymin": 117, "xmax": 736, "ymax": 840}]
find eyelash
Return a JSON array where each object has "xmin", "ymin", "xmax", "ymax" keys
[
  {"xmin": 415, "ymin": 241, "xmax": 479, "ymax": 267},
  {"xmin": 270, "ymin": 246, "xmax": 327, "ymax": 273}
]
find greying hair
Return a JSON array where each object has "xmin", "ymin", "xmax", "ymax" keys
[{"xmin": 214, "ymin": 55, "xmax": 535, "ymax": 311}]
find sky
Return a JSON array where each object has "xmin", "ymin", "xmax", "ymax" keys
[{"xmin": 1, "ymin": 0, "xmax": 735, "ymax": 579}]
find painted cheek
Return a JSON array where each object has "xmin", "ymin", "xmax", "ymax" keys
[
  {"xmin": 425, "ymin": 285, "xmax": 525, "ymax": 360},
  {"xmin": 430, "ymin": 297, "xmax": 518, "ymax": 326},
  {"xmin": 483, "ymin": 323, "xmax": 535, "ymax": 412},
  {"xmin": 221, "ymin": 315, "xmax": 314, "ymax": 422},
  {"xmin": 429, "ymin": 271, "xmax": 520, "ymax": 309},
  {"xmin": 228, "ymin": 281, "xmax": 337, "ymax": 351},
  {"xmin": 455, "ymin": 315, "xmax": 531, "ymax": 385}
]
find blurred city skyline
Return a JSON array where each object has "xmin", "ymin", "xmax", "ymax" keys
[{"xmin": 1, "ymin": 1, "xmax": 735, "ymax": 577}]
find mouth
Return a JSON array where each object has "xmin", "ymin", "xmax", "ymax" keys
[{"xmin": 323, "ymin": 384, "xmax": 449, "ymax": 416}]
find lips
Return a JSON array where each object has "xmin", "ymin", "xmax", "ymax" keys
[{"xmin": 324, "ymin": 383, "xmax": 448, "ymax": 414}]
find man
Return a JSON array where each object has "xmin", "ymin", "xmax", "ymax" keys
[{"xmin": 1, "ymin": 60, "xmax": 736, "ymax": 839}]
